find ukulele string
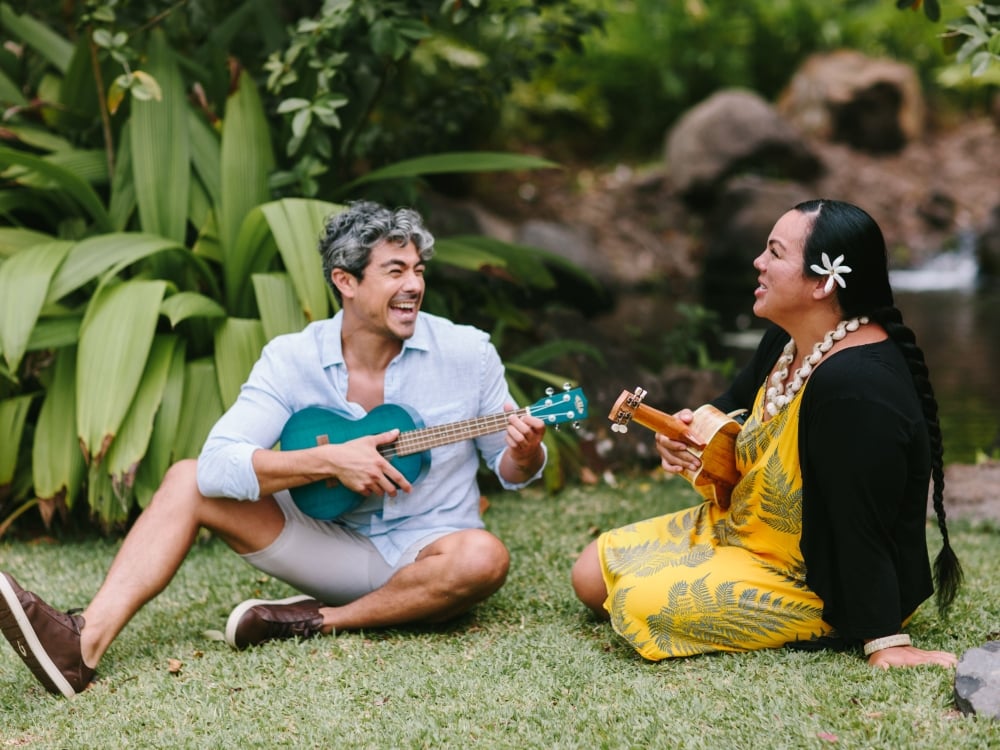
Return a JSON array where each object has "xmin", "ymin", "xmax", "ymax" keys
[{"xmin": 377, "ymin": 407, "xmax": 532, "ymax": 458}]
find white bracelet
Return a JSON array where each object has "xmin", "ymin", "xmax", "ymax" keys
[{"xmin": 863, "ymin": 634, "xmax": 912, "ymax": 656}]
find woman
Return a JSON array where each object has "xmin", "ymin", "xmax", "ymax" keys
[{"xmin": 572, "ymin": 199, "xmax": 963, "ymax": 668}]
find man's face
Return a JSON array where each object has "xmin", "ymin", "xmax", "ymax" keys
[{"xmin": 344, "ymin": 239, "xmax": 425, "ymax": 341}]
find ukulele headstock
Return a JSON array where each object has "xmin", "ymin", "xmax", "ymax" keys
[
  {"xmin": 608, "ymin": 387, "xmax": 647, "ymax": 434},
  {"xmin": 529, "ymin": 384, "xmax": 589, "ymax": 429}
]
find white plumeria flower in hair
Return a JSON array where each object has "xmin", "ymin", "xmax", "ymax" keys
[{"xmin": 810, "ymin": 252, "xmax": 852, "ymax": 294}]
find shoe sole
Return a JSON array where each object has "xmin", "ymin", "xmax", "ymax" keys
[
  {"xmin": 224, "ymin": 594, "xmax": 314, "ymax": 649},
  {"xmin": 0, "ymin": 573, "xmax": 77, "ymax": 698}
]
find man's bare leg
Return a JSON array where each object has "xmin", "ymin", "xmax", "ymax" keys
[
  {"xmin": 318, "ymin": 529, "xmax": 510, "ymax": 632},
  {"xmin": 78, "ymin": 459, "xmax": 286, "ymax": 669}
]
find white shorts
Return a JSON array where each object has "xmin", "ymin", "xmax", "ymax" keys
[{"xmin": 239, "ymin": 490, "xmax": 453, "ymax": 605}]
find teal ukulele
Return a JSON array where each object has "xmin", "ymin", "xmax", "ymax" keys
[{"xmin": 280, "ymin": 386, "xmax": 589, "ymax": 520}]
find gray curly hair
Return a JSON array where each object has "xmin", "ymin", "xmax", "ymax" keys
[{"xmin": 318, "ymin": 201, "xmax": 436, "ymax": 301}]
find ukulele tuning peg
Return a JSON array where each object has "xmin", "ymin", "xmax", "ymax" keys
[
  {"xmin": 572, "ymin": 421, "xmax": 581, "ymax": 430},
  {"xmin": 562, "ymin": 382, "xmax": 572, "ymax": 391},
  {"xmin": 545, "ymin": 387, "xmax": 555, "ymax": 396},
  {"xmin": 611, "ymin": 422, "xmax": 628, "ymax": 434}
]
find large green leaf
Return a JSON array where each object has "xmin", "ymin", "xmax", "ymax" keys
[
  {"xmin": 508, "ymin": 339, "xmax": 606, "ymax": 370},
  {"xmin": 188, "ymin": 108, "xmax": 222, "ymax": 210},
  {"xmin": 253, "ymin": 273, "xmax": 308, "ymax": 341},
  {"xmin": 134, "ymin": 340, "xmax": 187, "ymax": 507},
  {"xmin": 219, "ymin": 70, "xmax": 273, "ymax": 259},
  {"xmin": 87, "ymin": 463, "xmax": 129, "ymax": 527},
  {"xmin": 53, "ymin": 35, "xmax": 102, "ymax": 133},
  {"xmin": 213, "ymin": 318, "xmax": 267, "ymax": 409},
  {"xmin": 76, "ymin": 280, "xmax": 167, "ymax": 464},
  {"xmin": 0, "ymin": 239, "xmax": 73, "ymax": 373},
  {"xmin": 160, "ymin": 292, "xmax": 227, "ymax": 328},
  {"xmin": 504, "ymin": 362, "xmax": 582, "ymax": 390},
  {"xmin": 105, "ymin": 335, "xmax": 178, "ymax": 493},
  {"xmin": 32, "ymin": 347, "xmax": 84, "ymax": 504},
  {"xmin": 443, "ymin": 235, "xmax": 556, "ymax": 288},
  {"xmin": 5, "ymin": 148, "xmax": 107, "ymax": 189},
  {"xmin": 0, "ymin": 227, "xmax": 54, "ymax": 259},
  {"xmin": 432, "ymin": 237, "xmax": 508, "ymax": 272},
  {"xmin": 131, "ymin": 29, "xmax": 190, "ymax": 243},
  {"xmin": 336, "ymin": 152, "xmax": 560, "ymax": 194},
  {"xmin": 440, "ymin": 234, "xmax": 604, "ymax": 297},
  {"xmin": 109, "ymin": 121, "xmax": 136, "ymax": 231},
  {"xmin": 192, "ymin": 208, "xmax": 223, "ymax": 264},
  {"xmin": 259, "ymin": 198, "xmax": 340, "ymax": 322},
  {"xmin": 48, "ymin": 233, "xmax": 187, "ymax": 302},
  {"xmin": 26, "ymin": 315, "xmax": 81, "ymax": 352},
  {"xmin": 0, "ymin": 146, "xmax": 112, "ymax": 232},
  {"xmin": 0, "ymin": 394, "xmax": 34, "ymax": 486},
  {"xmin": 0, "ymin": 191, "xmax": 61, "ymax": 229},
  {"xmin": 172, "ymin": 357, "xmax": 224, "ymax": 461},
  {"xmin": 223, "ymin": 209, "xmax": 279, "ymax": 315},
  {"xmin": 0, "ymin": 68, "xmax": 26, "ymax": 106},
  {"xmin": 0, "ymin": 3, "xmax": 73, "ymax": 73},
  {"xmin": 0, "ymin": 124, "xmax": 72, "ymax": 152}
]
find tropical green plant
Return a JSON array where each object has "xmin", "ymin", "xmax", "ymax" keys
[
  {"xmin": 500, "ymin": 0, "xmax": 986, "ymax": 159},
  {"xmin": 262, "ymin": 0, "xmax": 605, "ymax": 198},
  {"xmin": 0, "ymin": 3, "xmax": 605, "ymax": 535},
  {"xmin": 936, "ymin": 2, "xmax": 1000, "ymax": 75}
]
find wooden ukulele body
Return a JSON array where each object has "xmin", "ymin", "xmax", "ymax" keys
[{"xmin": 609, "ymin": 388, "xmax": 743, "ymax": 509}]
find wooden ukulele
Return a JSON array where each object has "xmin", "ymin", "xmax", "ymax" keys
[{"xmin": 608, "ymin": 387, "xmax": 743, "ymax": 509}]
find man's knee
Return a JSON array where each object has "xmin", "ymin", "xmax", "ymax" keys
[
  {"xmin": 149, "ymin": 459, "xmax": 203, "ymax": 510},
  {"xmin": 163, "ymin": 458, "xmax": 199, "ymax": 483},
  {"xmin": 438, "ymin": 530, "xmax": 510, "ymax": 593}
]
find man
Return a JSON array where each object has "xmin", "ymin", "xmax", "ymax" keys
[{"xmin": 0, "ymin": 201, "xmax": 547, "ymax": 697}]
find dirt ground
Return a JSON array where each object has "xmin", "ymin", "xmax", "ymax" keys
[{"xmin": 940, "ymin": 460, "xmax": 1000, "ymax": 524}]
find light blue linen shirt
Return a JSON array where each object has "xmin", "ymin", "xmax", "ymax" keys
[{"xmin": 197, "ymin": 311, "xmax": 545, "ymax": 565}]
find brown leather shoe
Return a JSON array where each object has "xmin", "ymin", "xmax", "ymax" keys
[
  {"xmin": 224, "ymin": 594, "xmax": 326, "ymax": 650},
  {"xmin": 0, "ymin": 572, "xmax": 95, "ymax": 697}
]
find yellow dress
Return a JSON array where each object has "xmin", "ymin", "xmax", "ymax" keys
[{"xmin": 598, "ymin": 383, "xmax": 833, "ymax": 660}]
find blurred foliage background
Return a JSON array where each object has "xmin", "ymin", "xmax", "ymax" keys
[
  {"xmin": 500, "ymin": 0, "xmax": 998, "ymax": 159},
  {"xmin": 0, "ymin": 0, "xmax": 996, "ymax": 534}
]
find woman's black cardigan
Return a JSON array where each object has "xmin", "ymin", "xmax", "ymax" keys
[{"xmin": 711, "ymin": 325, "xmax": 934, "ymax": 644}]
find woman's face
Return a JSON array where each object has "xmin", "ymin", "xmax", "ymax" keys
[{"xmin": 752, "ymin": 210, "xmax": 819, "ymax": 325}]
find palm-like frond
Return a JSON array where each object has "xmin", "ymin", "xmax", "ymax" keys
[
  {"xmin": 0, "ymin": 239, "xmax": 73, "ymax": 373},
  {"xmin": 76, "ymin": 280, "xmax": 168, "ymax": 464},
  {"xmin": 131, "ymin": 29, "xmax": 190, "ymax": 243}
]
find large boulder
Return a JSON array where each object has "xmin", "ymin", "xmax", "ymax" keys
[
  {"xmin": 955, "ymin": 640, "xmax": 1000, "ymax": 719},
  {"xmin": 777, "ymin": 50, "xmax": 925, "ymax": 154},
  {"xmin": 664, "ymin": 89, "xmax": 822, "ymax": 206},
  {"xmin": 701, "ymin": 176, "xmax": 814, "ymax": 328}
]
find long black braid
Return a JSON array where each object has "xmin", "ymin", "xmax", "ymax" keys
[
  {"xmin": 796, "ymin": 198, "xmax": 963, "ymax": 615},
  {"xmin": 870, "ymin": 305, "xmax": 964, "ymax": 613}
]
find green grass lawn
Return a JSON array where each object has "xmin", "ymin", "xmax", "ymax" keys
[{"xmin": 2, "ymin": 474, "xmax": 998, "ymax": 749}]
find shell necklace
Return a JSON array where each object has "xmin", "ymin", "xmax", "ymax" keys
[{"xmin": 764, "ymin": 316, "xmax": 869, "ymax": 417}]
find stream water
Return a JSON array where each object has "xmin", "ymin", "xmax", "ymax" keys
[{"xmin": 892, "ymin": 283, "xmax": 1000, "ymax": 463}]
